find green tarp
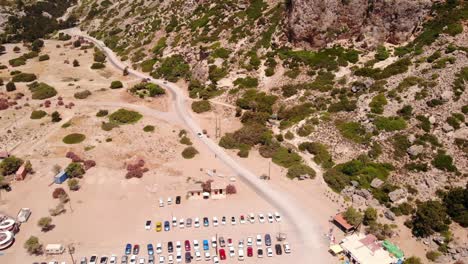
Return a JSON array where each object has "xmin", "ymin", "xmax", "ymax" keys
[{"xmin": 383, "ymin": 240, "xmax": 404, "ymax": 259}]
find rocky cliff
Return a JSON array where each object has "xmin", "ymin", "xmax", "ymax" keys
[{"xmin": 287, "ymin": 0, "xmax": 433, "ymax": 47}]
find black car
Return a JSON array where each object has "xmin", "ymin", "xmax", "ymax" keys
[
  {"xmin": 185, "ymin": 252, "xmax": 192, "ymax": 263},
  {"xmin": 265, "ymin": 234, "xmax": 271, "ymax": 246},
  {"xmin": 90, "ymin": 256, "xmax": 97, "ymax": 263},
  {"xmin": 100, "ymin": 256, "xmax": 108, "ymax": 264},
  {"xmin": 1, "ymin": 184, "xmax": 11, "ymax": 192},
  {"xmin": 257, "ymin": 248, "xmax": 263, "ymax": 257},
  {"xmin": 275, "ymin": 244, "xmax": 282, "ymax": 255},
  {"xmin": 176, "ymin": 196, "xmax": 181, "ymax": 204},
  {"xmin": 168, "ymin": 241, "xmax": 173, "ymax": 253}
]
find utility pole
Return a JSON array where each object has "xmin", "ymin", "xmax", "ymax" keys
[{"xmin": 268, "ymin": 161, "xmax": 271, "ymax": 180}]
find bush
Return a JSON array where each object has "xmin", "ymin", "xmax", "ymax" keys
[
  {"xmin": 180, "ymin": 136, "xmax": 192, "ymax": 145},
  {"xmin": 62, "ymin": 133, "xmax": 86, "ymax": 144},
  {"xmin": 101, "ymin": 122, "xmax": 118, "ymax": 131},
  {"xmin": 403, "ymin": 257, "xmax": 422, "ymax": 264},
  {"xmin": 24, "ymin": 236, "xmax": 42, "ymax": 255},
  {"xmin": 129, "ymin": 82, "xmax": 165, "ymax": 97},
  {"xmin": 226, "ymin": 184, "xmax": 237, "ymax": 194},
  {"xmin": 38, "ymin": 54, "xmax": 50, "ymax": 61},
  {"xmin": 337, "ymin": 121, "xmax": 370, "ymax": 144},
  {"xmin": 9, "ymin": 57, "xmax": 26, "ymax": 67},
  {"xmin": 30, "ymin": 110, "xmax": 47, "ymax": 119},
  {"xmin": 299, "ymin": 142, "xmax": 334, "ymax": 168},
  {"xmin": 91, "ymin": 62, "xmax": 105, "ymax": 69},
  {"xmin": 191, "ymin": 100, "xmax": 211, "ymax": 113},
  {"xmin": 182, "ymin": 146, "xmax": 199, "ymax": 159},
  {"xmin": 28, "ymin": 82, "xmax": 57, "ymax": 99},
  {"xmin": 432, "ymin": 151, "xmax": 457, "ymax": 172},
  {"xmin": 272, "ymin": 147, "xmax": 302, "ymax": 168},
  {"xmin": 73, "ymin": 59, "xmax": 80, "ymax": 67},
  {"xmin": 426, "ymin": 251, "xmax": 441, "ymax": 262},
  {"xmin": 412, "ymin": 200, "xmax": 450, "ymax": 237},
  {"xmin": 65, "ymin": 162, "xmax": 85, "ymax": 178},
  {"xmin": 296, "ymin": 124, "xmax": 313, "ymax": 137},
  {"xmin": 369, "ymin": 93, "xmax": 387, "ymax": 114},
  {"xmin": 12, "ymin": 73, "xmax": 37, "ymax": 82},
  {"xmin": 443, "ymin": 187, "xmax": 468, "ymax": 227},
  {"xmin": 375, "ymin": 45, "xmax": 389, "ymax": 61},
  {"xmin": 110, "ymin": 81, "xmax": 123, "ymax": 89},
  {"xmin": 37, "ymin": 217, "xmax": 53, "ymax": 231},
  {"xmin": 143, "ymin": 125, "xmax": 155, "ymax": 132},
  {"xmin": 0, "ymin": 156, "xmax": 24, "ymax": 176},
  {"xmin": 52, "ymin": 188, "xmax": 67, "ymax": 199},
  {"xmin": 74, "ymin": 90, "xmax": 91, "ymax": 99},
  {"xmin": 6, "ymin": 82, "xmax": 16, "ymax": 92},
  {"xmin": 287, "ymin": 164, "xmax": 316, "ymax": 179},
  {"xmin": 343, "ymin": 207, "xmax": 363, "ymax": 226},
  {"xmin": 374, "ymin": 116, "xmax": 407, "ymax": 131},
  {"xmin": 153, "ymin": 55, "xmax": 190, "ymax": 82},
  {"xmin": 109, "ymin": 109, "xmax": 142, "ymax": 124},
  {"xmin": 96, "ymin": 110, "xmax": 108, "ymax": 117},
  {"xmin": 51, "ymin": 111, "xmax": 61, "ymax": 122},
  {"xmin": 67, "ymin": 178, "xmax": 79, "ymax": 191},
  {"xmin": 233, "ymin": 77, "xmax": 258, "ymax": 89}
]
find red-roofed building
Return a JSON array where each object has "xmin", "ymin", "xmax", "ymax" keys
[
  {"xmin": 15, "ymin": 164, "xmax": 27, "ymax": 181},
  {"xmin": 333, "ymin": 213, "xmax": 355, "ymax": 233},
  {"xmin": 0, "ymin": 151, "xmax": 9, "ymax": 160}
]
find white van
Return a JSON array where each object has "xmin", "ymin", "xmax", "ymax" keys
[
  {"xmin": 45, "ymin": 244, "xmax": 65, "ymax": 255},
  {"xmin": 238, "ymin": 248, "xmax": 244, "ymax": 261}
]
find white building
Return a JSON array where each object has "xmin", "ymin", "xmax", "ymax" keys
[{"xmin": 340, "ymin": 233, "xmax": 398, "ymax": 264}]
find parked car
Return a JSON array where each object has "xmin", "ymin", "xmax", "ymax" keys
[
  {"xmin": 167, "ymin": 197, "xmax": 172, "ymax": 205},
  {"xmin": 176, "ymin": 241, "xmax": 182, "ymax": 252},
  {"xmin": 221, "ymin": 216, "xmax": 226, "ymax": 225},
  {"xmin": 194, "ymin": 218, "xmax": 200, "ymax": 228},
  {"xmin": 133, "ymin": 245, "xmax": 140, "ymax": 255},
  {"xmin": 193, "ymin": 240, "xmax": 199, "ymax": 250},
  {"xmin": 218, "ymin": 237, "xmax": 225, "ymax": 248},
  {"xmin": 275, "ymin": 244, "xmax": 282, "ymax": 255},
  {"xmin": 228, "ymin": 246, "xmax": 235, "ymax": 257},
  {"xmin": 218, "ymin": 249, "xmax": 226, "ymax": 260},
  {"xmin": 186, "ymin": 218, "xmax": 192, "ymax": 228},
  {"xmin": 157, "ymin": 256, "xmax": 163, "ymax": 264},
  {"xmin": 184, "ymin": 252, "xmax": 192, "ymax": 263},
  {"xmin": 176, "ymin": 252, "xmax": 182, "ymax": 263},
  {"xmin": 155, "ymin": 222, "xmax": 162, "ymax": 232},
  {"xmin": 179, "ymin": 218, "xmax": 185, "ymax": 229},
  {"xmin": 230, "ymin": 216, "xmax": 236, "ymax": 225},
  {"xmin": 267, "ymin": 213, "xmax": 274, "ymax": 223},
  {"xmin": 212, "ymin": 217, "xmax": 218, "ymax": 227},
  {"xmin": 203, "ymin": 240, "xmax": 209, "ymax": 251},
  {"xmin": 246, "ymin": 237, "xmax": 253, "ymax": 247},
  {"xmin": 129, "ymin": 256, "xmax": 137, "ymax": 264},
  {"xmin": 283, "ymin": 243, "xmax": 291, "ymax": 254},
  {"xmin": 194, "ymin": 250, "xmax": 201, "ymax": 261},
  {"xmin": 168, "ymin": 242, "xmax": 174, "ymax": 253},
  {"xmin": 175, "ymin": 196, "xmax": 181, "ymax": 204},
  {"xmin": 203, "ymin": 252, "xmax": 210, "ymax": 261},
  {"xmin": 99, "ymin": 256, "xmax": 108, "ymax": 264},
  {"xmin": 247, "ymin": 247, "xmax": 253, "ymax": 257},
  {"xmin": 90, "ymin": 256, "xmax": 98, "ymax": 264},
  {"xmin": 203, "ymin": 217, "xmax": 209, "ymax": 227},
  {"xmin": 238, "ymin": 249, "xmax": 244, "ymax": 261},
  {"xmin": 172, "ymin": 217, "xmax": 177, "ymax": 227},
  {"xmin": 167, "ymin": 254, "xmax": 174, "ymax": 264},
  {"xmin": 121, "ymin": 256, "xmax": 128, "ymax": 264},
  {"xmin": 156, "ymin": 243, "xmax": 162, "ymax": 254},
  {"xmin": 148, "ymin": 255, "xmax": 154, "ymax": 264},
  {"xmin": 266, "ymin": 247, "xmax": 273, "ymax": 257},
  {"xmin": 110, "ymin": 256, "xmax": 117, "ymax": 264},
  {"xmin": 238, "ymin": 240, "xmax": 244, "ymax": 249},
  {"xmin": 80, "ymin": 257, "xmax": 87, "ymax": 264},
  {"xmin": 274, "ymin": 212, "xmax": 281, "ymax": 222},
  {"xmin": 212, "ymin": 256, "xmax": 219, "ymax": 264},
  {"xmin": 239, "ymin": 215, "xmax": 246, "ymax": 224},
  {"xmin": 147, "ymin": 244, "xmax": 154, "ymax": 255},
  {"xmin": 256, "ymin": 235, "xmax": 262, "ymax": 246},
  {"xmin": 164, "ymin": 221, "xmax": 170, "ymax": 231},
  {"xmin": 227, "ymin": 238, "xmax": 233, "ymax": 247},
  {"xmin": 125, "ymin": 244, "xmax": 132, "ymax": 255},
  {"xmin": 265, "ymin": 234, "xmax": 271, "ymax": 246},
  {"xmin": 257, "ymin": 249, "xmax": 263, "ymax": 258},
  {"xmin": 258, "ymin": 214, "xmax": 265, "ymax": 223},
  {"xmin": 248, "ymin": 213, "xmax": 255, "ymax": 223},
  {"xmin": 211, "ymin": 237, "xmax": 217, "ymax": 248},
  {"xmin": 145, "ymin": 221, "xmax": 152, "ymax": 230},
  {"xmin": 139, "ymin": 257, "xmax": 145, "ymax": 264},
  {"xmin": 159, "ymin": 198, "xmax": 164, "ymax": 207},
  {"xmin": 184, "ymin": 240, "xmax": 191, "ymax": 251}
]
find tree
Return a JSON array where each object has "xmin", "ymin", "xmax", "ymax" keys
[
  {"xmin": 412, "ymin": 200, "xmax": 450, "ymax": 237},
  {"xmin": 72, "ymin": 59, "xmax": 80, "ymax": 67},
  {"xmin": 343, "ymin": 207, "xmax": 363, "ymax": 226},
  {"xmin": 6, "ymin": 81, "xmax": 16, "ymax": 92},
  {"xmin": 72, "ymin": 40, "xmax": 81, "ymax": 48},
  {"xmin": 0, "ymin": 155, "xmax": 24, "ymax": 176},
  {"xmin": 51, "ymin": 111, "xmax": 62, "ymax": 122},
  {"xmin": 52, "ymin": 187, "xmax": 66, "ymax": 199},
  {"xmin": 67, "ymin": 178, "xmax": 79, "ymax": 191},
  {"xmin": 443, "ymin": 186, "xmax": 468, "ymax": 227},
  {"xmin": 226, "ymin": 184, "xmax": 237, "ymax": 194},
  {"xmin": 363, "ymin": 207, "xmax": 378, "ymax": 225},
  {"xmin": 65, "ymin": 162, "xmax": 85, "ymax": 178},
  {"xmin": 24, "ymin": 236, "xmax": 42, "ymax": 255},
  {"xmin": 37, "ymin": 217, "xmax": 53, "ymax": 231},
  {"xmin": 31, "ymin": 39, "xmax": 44, "ymax": 52},
  {"xmin": 403, "ymin": 256, "xmax": 422, "ymax": 264}
]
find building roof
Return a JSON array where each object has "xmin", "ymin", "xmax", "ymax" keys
[
  {"xmin": 16, "ymin": 164, "xmax": 26, "ymax": 175},
  {"xmin": 334, "ymin": 213, "xmax": 354, "ymax": 231},
  {"xmin": 341, "ymin": 233, "xmax": 397, "ymax": 264},
  {"xmin": 186, "ymin": 184, "xmax": 203, "ymax": 192},
  {"xmin": 0, "ymin": 151, "xmax": 9, "ymax": 159},
  {"xmin": 210, "ymin": 182, "xmax": 226, "ymax": 190}
]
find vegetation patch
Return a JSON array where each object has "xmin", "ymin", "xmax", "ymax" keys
[
  {"xmin": 110, "ymin": 81, "xmax": 123, "ymax": 89},
  {"xmin": 12, "ymin": 73, "xmax": 37, "ymax": 82},
  {"xmin": 191, "ymin": 100, "xmax": 211, "ymax": 113},
  {"xmin": 129, "ymin": 82, "xmax": 165, "ymax": 97},
  {"xmin": 74, "ymin": 90, "xmax": 92, "ymax": 99},
  {"xmin": 143, "ymin": 125, "xmax": 155, "ymax": 132},
  {"xmin": 62, "ymin": 133, "xmax": 86, "ymax": 144},
  {"xmin": 337, "ymin": 121, "xmax": 371, "ymax": 144},
  {"xmin": 27, "ymin": 82, "xmax": 57, "ymax": 100},
  {"xmin": 182, "ymin": 146, "xmax": 199, "ymax": 159},
  {"xmin": 108, "ymin": 109, "xmax": 142, "ymax": 124},
  {"xmin": 152, "ymin": 55, "xmax": 190, "ymax": 82},
  {"xmin": 287, "ymin": 164, "xmax": 316, "ymax": 179},
  {"xmin": 233, "ymin": 77, "xmax": 258, "ymax": 89},
  {"xmin": 299, "ymin": 142, "xmax": 334, "ymax": 168},
  {"xmin": 30, "ymin": 110, "xmax": 47, "ymax": 119},
  {"xmin": 374, "ymin": 116, "xmax": 407, "ymax": 131}
]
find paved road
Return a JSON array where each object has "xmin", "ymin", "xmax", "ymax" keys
[{"xmin": 64, "ymin": 28, "xmax": 330, "ymax": 262}]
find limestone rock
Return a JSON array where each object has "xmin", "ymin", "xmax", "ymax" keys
[
  {"xmin": 370, "ymin": 178, "xmax": 384, "ymax": 189},
  {"xmin": 407, "ymin": 145, "xmax": 424, "ymax": 157},
  {"xmin": 388, "ymin": 189, "xmax": 407, "ymax": 204}
]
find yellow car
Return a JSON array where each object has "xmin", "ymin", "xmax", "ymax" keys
[{"xmin": 155, "ymin": 222, "xmax": 162, "ymax": 232}]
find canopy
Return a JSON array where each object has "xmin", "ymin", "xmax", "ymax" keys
[
  {"xmin": 330, "ymin": 244, "xmax": 343, "ymax": 254},
  {"xmin": 383, "ymin": 240, "xmax": 404, "ymax": 259}
]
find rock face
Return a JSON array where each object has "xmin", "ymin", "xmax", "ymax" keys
[{"xmin": 287, "ymin": 0, "xmax": 433, "ymax": 47}]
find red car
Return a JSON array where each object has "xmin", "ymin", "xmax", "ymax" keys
[
  {"xmin": 219, "ymin": 248, "xmax": 226, "ymax": 260},
  {"xmin": 247, "ymin": 246, "xmax": 253, "ymax": 257},
  {"xmin": 184, "ymin": 240, "xmax": 191, "ymax": 251}
]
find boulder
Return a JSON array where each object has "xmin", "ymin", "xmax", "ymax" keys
[
  {"xmin": 388, "ymin": 189, "xmax": 407, "ymax": 204},
  {"xmin": 384, "ymin": 210, "xmax": 395, "ymax": 221},
  {"xmin": 407, "ymin": 145, "xmax": 424, "ymax": 157},
  {"xmin": 370, "ymin": 178, "xmax": 384, "ymax": 189}
]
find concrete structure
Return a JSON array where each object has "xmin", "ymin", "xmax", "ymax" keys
[
  {"xmin": 187, "ymin": 184, "xmax": 204, "ymax": 200},
  {"xmin": 210, "ymin": 182, "xmax": 226, "ymax": 199},
  {"xmin": 340, "ymin": 233, "xmax": 398, "ymax": 264},
  {"xmin": 17, "ymin": 208, "xmax": 31, "ymax": 223},
  {"xmin": 15, "ymin": 164, "xmax": 27, "ymax": 181}
]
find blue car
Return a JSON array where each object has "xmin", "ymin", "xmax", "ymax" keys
[
  {"xmin": 125, "ymin": 243, "xmax": 132, "ymax": 255},
  {"xmin": 203, "ymin": 240, "xmax": 209, "ymax": 251},
  {"xmin": 164, "ymin": 221, "xmax": 170, "ymax": 231},
  {"xmin": 147, "ymin": 243, "xmax": 154, "ymax": 255}
]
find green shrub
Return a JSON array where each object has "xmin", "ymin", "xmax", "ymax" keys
[
  {"xmin": 96, "ymin": 110, "xmax": 108, "ymax": 117},
  {"xmin": 337, "ymin": 121, "xmax": 370, "ymax": 144},
  {"xmin": 109, "ymin": 109, "xmax": 142, "ymax": 124},
  {"xmin": 272, "ymin": 147, "xmax": 302, "ymax": 168},
  {"xmin": 284, "ymin": 131, "xmax": 294, "ymax": 140},
  {"xmin": 412, "ymin": 200, "xmax": 450, "ymax": 238},
  {"xmin": 74, "ymin": 90, "xmax": 92, "ymax": 99},
  {"xmin": 61, "ymin": 122, "xmax": 72, "ymax": 128},
  {"xmin": 62, "ymin": 133, "xmax": 86, "ymax": 144},
  {"xmin": 397, "ymin": 105, "xmax": 413, "ymax": 120},
  {"xmin": 211, "ymin": 47, "xmax": 231, "ymax": 59},
  {"xmin": 38, "ymin": 54, "xmax": 50, "ymax": 61},
  {"xmin": 110, "ymin": 81, "xmax": 123, "ymax": 89},
  {"xmin": 426, "ymin": 251, "xmax": 441, "ymax": 262},
  {"xmin": 180, "ymin": 136, "xmax": 192, "ymax": 145},
  {"xmin": 90, "ymin": 62, "xmax": 105, "ymax": 69},
  {"xmin": 0, "ymin": 156, "xmax": 24, "ymax": 176},
  {"xmin": 143, "ymin": 125, "xmax": 155, "ymax": 132},
  {"xmin": 153, "ymin": 55, "xmax": 190, "ymax": 82},
  {"xmin": 374, "ymin": 116, "xmax": 407, "ymax": 131},
  {"xmin": 416, "ymin": 115, "xmax": 431, "ymax": 132},
  {"xmin": 296, "ymin": 124, "xmax": 313, "ymax": 137},
  {"xmin": 30, "ymin": 110, "xmax": 47, "ymax": 119},
  {"xmin": 6, "ymin": 82, "xmax": 16, "ymax": 92},
  {"xmin": 182, "ymin": 146, "xmax": 199, "ymax": 159},
  {"xmin": 191, "ymin": 100, "xmax": 211, "ymax": 113},
  {"xmin": 432, "ymin": 151, "xmax": 457, "ymax": 172},
  {"xmin": 369, "ymin": 93, "xmax": 387, "ymax": 114},
  {"xmin": 152, "ymin": 37, "xmax": 167, "ymax": 55},
  {"xmin": 299, "ymin": 142, "xmax": 334, "ymax": 168},
  {"xmin": 51, "ymin": 111, "xmax": 61, "ymax": 122},
  {"xmin": 65, "ymin": 162, "xmax": 85, "ymax": 178},
  {"xmin": 287, "ymin": 164, "xmax": 316, "ymax": 179},
  {"xmin": 28, "ymin": 82, "xmax": 57, "ymax": 99},
  {"xmin": 101, "ymin": 122, "xmax": 118, "ymax": 131},
  {"xmin": 233, "ymin": 77, "xmax": 258, "ymax": 89},
  {"xmin": 93, "ymin": 49, "xmax": 106, "ymax": 63},
  {"xmin": 12, "ymin": 73, "xmax": 37, "ymax": 82},
  {"xmin": 129, "ymin": 82, "xmax": 165, "ymax": 97},
  {"xmin": 9, "ymin": 57, "xmax": 26, "ymax": 67},
  {"xmin": 374, "ymin": 45, "xmax": 389, "ymax": 61},
  {"xmin": 141, "ymin": 59, "xmax": 156, "ymax": 72}
]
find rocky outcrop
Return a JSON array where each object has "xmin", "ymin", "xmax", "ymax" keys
[{"xmin": 287, "ymin": 0, "xmax": 433, "ymax": 47}]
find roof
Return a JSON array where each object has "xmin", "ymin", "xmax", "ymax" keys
[
  {"xmin": 334, "ymin": 213, "xmax": 354, "ymax": 231},
  {"xmin": 186, "ymin": 184, "xmax": 203, "ymax": 192},
  {"xmin": 15, "ymin": 164, "xmax": 26, "ymax": 175},
  {"xmin": 210, "ymin": 182, "xmax": 226, "ymax": 190},
  {"xmin": 0, "ymin": 151, "xmax": 9, "ymax": 159},
  {"xmin": 45, "ymin": 244, "xmax": 64, "ymax": 250},
  {"xmin": 341, "ymin": 233, "xmax": 397, "ymax": 264},
  {"xmin": 329, "ymin": 244, "xmax": 343, "ymax": 254}
]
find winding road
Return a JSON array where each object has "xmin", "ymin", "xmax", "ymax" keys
[{"xmin": 64, "ymin": 28, "xmax": 330, "ymax": 262}]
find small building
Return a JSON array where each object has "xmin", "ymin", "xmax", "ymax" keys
[
  {"xmin": 340, "ymin": 233, "xmax": 399, "ymax": 264},
  {"xmin": 17, "ymin": 208, "xmax": 31, "ymax": 223},
  {"xmin": 0, "ymin": 151, "xmax": 9, "ymax": 160},
  {"xmin": 45, "ymin": 244, "xmax": 65, "ymax": 255},
  {"xmin": 333, "ymin": 213, "xmax": 355, "ymax": 233},
  {"xmin": 54, "ymin": 171, "xmax": 69, "ymax": 184},
  {"xmin": 210, "ymin": 182, "xmax": 226, "ymax": 200},
  {"xmin": 187, "ymin": 184, "xmax": 204, "ymax": 200},
  {"xmin": 15, "ymin": 164, "xmax": 27, "ymax": 181}
]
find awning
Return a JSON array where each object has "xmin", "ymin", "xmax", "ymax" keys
[{"xmin": 330, "ymin": 244, "xmax": 343, "ymax": 254}]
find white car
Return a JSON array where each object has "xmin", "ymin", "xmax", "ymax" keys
[
  {"xmin": 248, "ymin": 213, "xmax": 255, "ymax": 223},
  {"xmin": 258, "ymin": 214, "xmax": 265, "ymax": 223},
  {"xmin": 139, "ymin": 257, "xmax": 146, "ymax": 264},
  {"xmin": 266, "ymin": 247, "xmax": 273, "ymax": 257},
  {"xmin": 274, "ymin": 212, "xmax": 282, "ymax": 222},
  {"xmin": 129, "ymin": 256, "xmax": 137, "ymax": 264},
  {"xmin": 156, "ymin": 243, "xmax": 162, "ymax": 254},
  {"xmin": 197, "ymin": 132, "xmax": 203, "ymax": 138},
  {"xmin": 238, "ymin": 240, "xmax": 244, "ymax": 248},
  {"xmin": 176, "ymin": 252, "xmax": 182, "ymax": 263},
  {"xmin": 145, "ymin": 220, "xmax": 151, "ymax": 230},
  {"xmin": 158, "ymin": 256, "xmax": 165, "ymax": 264},
  {"xmin": 110, "ymin": 255, "xmax": 117, "ymax": 264},
  {"xmin": 212, "ymin": 256, "xmax": 219, "ymax": 264},
  {"xmin": 267, "ymin": 213, "xmax": 274, "ymax": 223},
  {"xmin": 167, "ymin": 197, "xmax": 172, "ymax": 205},
  {"xmin": 176, "ymin": 241, "xmax": 182, "ymax": 252},
  {"xmin": 247, "ymin": 237, "xmax": 253, "ymax": 247},
  {"xmin": 238, "ymin": 249, "xmax": 245, "ymax": 261},
  {"xmin": 193, "ymin": 240, "xmax": 200, "ymax": 250},
  {"xmin": 172, "ymin": 217, "xmax": 177, "ymax": 227},
  {"xmin": 239, "ymin": 216, "xmax": 246, "ymax": 224},
  {"xmin": 256, "ymin": 235, "xmax": 262, "ymax": 246},
  {"xmin": 228, "ymin": 246, "xmax": 235, "ymax": 257},
  {"xmin": 204, "ymin": 251, "xmax": 211, "ymax": 261},
  {"xmin": 212, "ymin": 217, "xmax": 219, "ymax": 227},
  {"xmin": 231, "ymin": 216, "xmax": 237, "ymax": 225},
  {"xmin": 211, "ymin": 237, "xmax": 217, "ymax": 248},
  {"xmin": 194, "ymin": 218, "xmax": 200, "ymax": 228},
  {"xmin": 195, "ymin": 250, "xmax": 202, "ymax": 261},
  {"xmin": 159, "ymin": 199, "xmax": 164, "ymax": 207},
  {"xmin": 167, "ymin": 254, "xmax": 174, "ymax": 264},
  {"xmin": 221, "ymin": 216, "xmax": 226, "ymax": 225},
  {"xmin": 283, "ymin": 243, "xmax": 291, "ymax": 254},
  {"xmin": 179, "ymin": 218, "xmax": 185, "ymax": 229}
]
